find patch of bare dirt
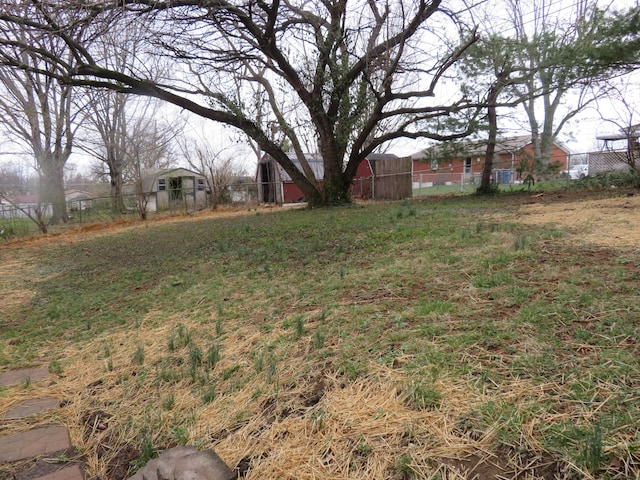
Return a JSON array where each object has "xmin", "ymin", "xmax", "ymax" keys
[
  {"xmin": 440, "ymin": 447, "xmax": 565, "ymax": 479},
  {"xmin": 511, "ymin": 191, "xmax": 640, "ymax": 248}
]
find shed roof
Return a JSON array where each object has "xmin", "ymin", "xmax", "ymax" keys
[{"xmin": 143, "ymin": 167, "xmax": 204, "ymax": 179}]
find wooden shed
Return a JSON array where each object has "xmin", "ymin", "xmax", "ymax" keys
[
  {"xmin": 257, "ymin": 153, "xmax": 412, "ymax": 204},
  {"xmin": 133, "ymin": 168, "xmax": 209, "ymax": 212}
]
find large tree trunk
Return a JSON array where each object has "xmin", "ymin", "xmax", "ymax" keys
[
  {"xmin": 478, "ymin": 74, "xmax": 508, "ymax": 195},
  {"xmin": 318, "ymin": 159, "xmax": 351, "ymax": 207},
  {"xmin": 109, "ymin": 165, "xmax": 126, "ymax": 213},
  {"xmin": 39, "ymin": 158, "xmax": 68, "ymax": 224}
]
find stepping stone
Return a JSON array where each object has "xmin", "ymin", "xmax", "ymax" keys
[
  {"xmin": 4, "ymin": 397, "xmax": 60, "ymax": 420},
  {"xmin": 0, "ymin": 425, "xmax": 71, "ymax": 462},
  {"xmin": 33, "ymin": 465, "xmax": 84, "ymax": 480},
  {"xmin": 0, "ymin": 367, "xmax": 50, "ymax": 387}
]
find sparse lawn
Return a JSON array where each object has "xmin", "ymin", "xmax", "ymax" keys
[{"xmin": 1, "ymin": 191, "xmax": 639, "ymax": 479}]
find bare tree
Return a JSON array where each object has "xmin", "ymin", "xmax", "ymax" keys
[
  {"xmin": 0, "ymin": 0, "xmax": 480, "ymax": 207},
  {"xmin": 180, "ymin": 136, "xmax": 248, "ymax": 208},
  {"xmin": 506, "ymin": 0, "xmax": 636, "ymax": 169},
  {"xmin": 79, "ymin": 22, "xmax": 164, "ymax": 213},
  {"xmin": 0, "ymin": 161, "xmax": 35, "ymax": 195},
  {"xmin": 81, "ymin": 90, "xmax": 130, "ymax": 213},
  {"xmin": 124, "ymin": 113, "xmax": 177, "ymax": 220},
  {"xmin": 0, "ymin": 5, "xmax": 82, "ymax": 223},
  {"xmin": 0, "ymin": 162, "xmax": 49, "ymax": 233}
]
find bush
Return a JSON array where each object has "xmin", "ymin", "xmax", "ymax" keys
[{"xmin": 575, "ymin": 169, "xmax": 639, "ymax": 189}]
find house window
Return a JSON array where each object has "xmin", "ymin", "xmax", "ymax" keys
[
  {"xmin": 464, "ymin": 157, "xmax": 472, "ymax": 174},
  {"xmin": 158, "ymin": 178, "xmax": 166, "ymax": 191},
  {"xmin": 197, "ymin": 178, "xmax": 205, "ymax": 191},
  {"xmin": 430, "ymin": 159, "xmax": 438, "ymax": 171}
]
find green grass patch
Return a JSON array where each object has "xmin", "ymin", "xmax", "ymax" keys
[{"xmin": 1, "ymin": 192, "xmax": 639, "ymax": 478}]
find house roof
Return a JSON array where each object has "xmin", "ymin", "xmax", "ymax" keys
[
  {"xmin": 3, "ymin": 194, "xmax": 41, "ymax": 205},
  {"xmin": 418, "ymin": 135, "xmax": 570, "ymax": 160}
]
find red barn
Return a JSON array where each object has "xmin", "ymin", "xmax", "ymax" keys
[{"xmin": 257, "ymin": 153, "xmax": 412, "ymax": 204}]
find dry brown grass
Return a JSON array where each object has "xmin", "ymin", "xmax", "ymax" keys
[
  {"xmin": 1, "ymin": 193, "xmax": 639, "ymax": 479},
  {"xmin": 508, "ymin": 193, "xmax": 640, "ymax": 248}
]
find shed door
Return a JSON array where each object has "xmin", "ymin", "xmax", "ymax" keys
[{"xmin": 169, "ymin": 177, "xmax": 183, "ymax": 202}]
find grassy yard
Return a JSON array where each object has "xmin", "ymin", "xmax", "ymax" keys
[{"xmin": 1, "ymin": 191, "xmax": 639, "ymax": 479}]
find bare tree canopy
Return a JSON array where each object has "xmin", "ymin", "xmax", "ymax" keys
[
  {"xmin": 503, "ymin": 0, "xmax": 640, "ymax": 166},
  {"xmin": 0, "ymin": 1, "xmax": 84, "ymax": 222},
  {"xmin": 0, "ymin": 0, "xmax": 480, "ymax": 206}
]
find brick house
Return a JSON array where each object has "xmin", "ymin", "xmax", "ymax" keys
[{"xmin": 412, "ymin": 135, "xmax": 570, "ymax": 186}]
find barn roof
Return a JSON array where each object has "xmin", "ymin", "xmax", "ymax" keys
[{"xmin": 282, "ymin": 153, "xmax": 324, "ymax": 182}]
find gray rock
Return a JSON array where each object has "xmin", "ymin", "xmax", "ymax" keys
[{"xmin": 128, "ymin": 446, "xmax": 235, "ymax": 480}]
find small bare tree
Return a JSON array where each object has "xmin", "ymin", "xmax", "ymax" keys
[
  {"xmin": 597, "ymin": 79, "xmax": 640, "ymax": 181},
  {"xmin": 179, "ymin": 134, "xmax": 247, "ymax": 208},
  {"xmin": 123, "ymin": 112, "xmax": 178, "ymax": 220},
  {"xmin": 79, "ymin": 23, "xmax": 161, "ymax": 213}
]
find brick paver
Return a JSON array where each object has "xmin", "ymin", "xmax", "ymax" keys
[
  {"xmin": 0, "ymin": 368, "xmax": 79, "ymax": 479},
  {"xmin": 4, "ymin": 397, "xmax": 60, "ymax": 420},
  {"xmin": 0, "ymin": 367, "xmax": 50, "ymax": 387},
  {"xmin": 33, "ymin": 465, "xmax": 84, "ymax": 480},
  {"xmin": 0, "ymin": 425, "xmax": 71, "ymax": 462}
]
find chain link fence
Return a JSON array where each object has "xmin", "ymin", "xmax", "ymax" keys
[
  {"xmin": 0, "ymin": 183, "xmax": 261, "ymax": 239},
  {"xmin": 2, "ymin": 150, "xmax": 636, "ymax": 240}
]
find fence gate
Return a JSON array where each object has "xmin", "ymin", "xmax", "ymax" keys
[{"xmin": 373, "ymin": 157, "xmax": 412, "ymax": 200}]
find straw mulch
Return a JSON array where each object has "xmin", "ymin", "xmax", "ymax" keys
[
  {"xmin": 2, "ymin": 197, "xmax": 639, "ymax": 479},
  {"xmin": 0, "ymin": 306, "xmax": 620, "ymax": 480}
]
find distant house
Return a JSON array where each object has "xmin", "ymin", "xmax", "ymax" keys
[
  {"xmin": 591, "ymin": 125, "xmax": 640, "ymax": 174},
  {"xmin": 412, "ymin": 135, "xmax": 570, "ymax": 186},
  {"xmin": 256, "ymin": 153, "xmax": 412, "ymax": 204},
  {"xmin": 129, "ymin": 168, "xmax": 209, "ymax": 212},
  {"xmin": 0, "ymin": 194, "xmax": 52, "ymax": 219}
]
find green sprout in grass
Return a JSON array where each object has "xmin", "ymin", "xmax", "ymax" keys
[
  {"xmin": 206, "ymin": 344, "xmax": 221, "ymax": 370},
  {"xmin": 396, "ymin": 453, "xmax": 415, "ymax": 479},
  {"xmin": 294, "ymin": 316, "xmax": 305, "ymax": 340},
  {"xmin": 162, "ymin": 394, "xmax": 175, "ymax": 411},
  {"xmin": 202, "ymin": 385, "xmax": 216, "ymax": 404},
  {"xmin": 132, "ymin": 345, "xmax": 145, "ymax": 365},
  {"xmin": 406, "ymin": 381, "xmax": 442, "ymax": 410}
]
